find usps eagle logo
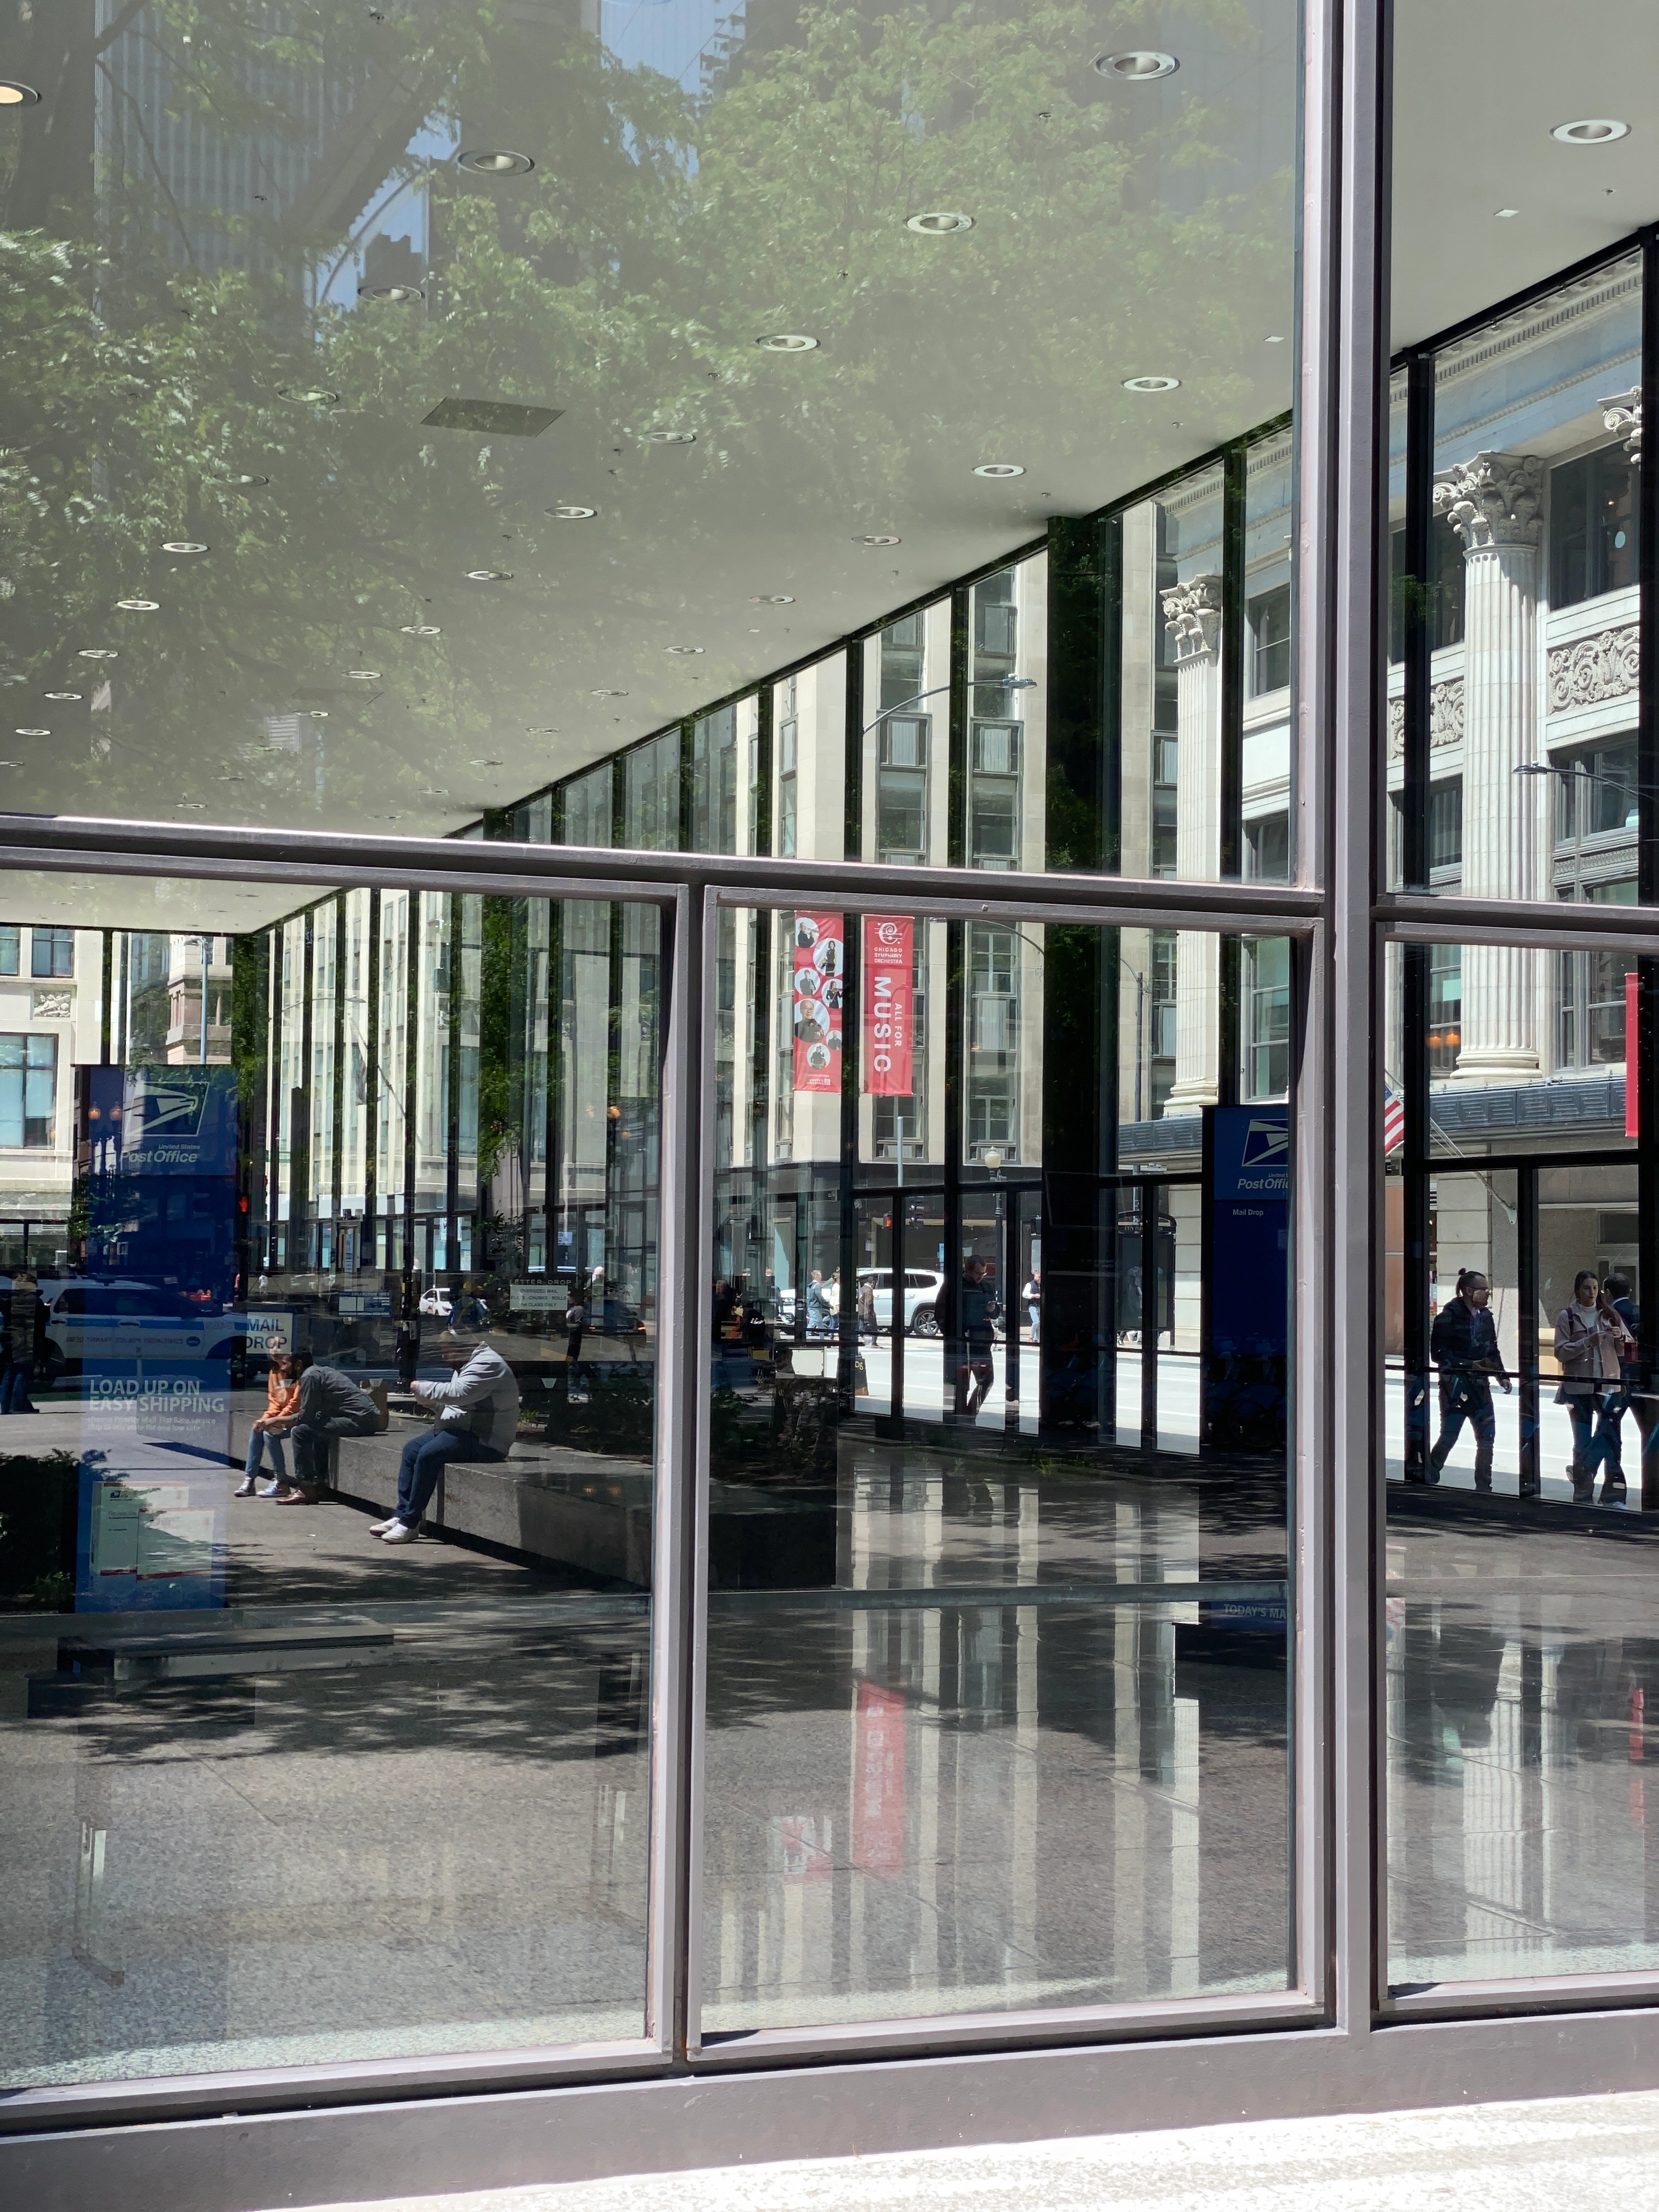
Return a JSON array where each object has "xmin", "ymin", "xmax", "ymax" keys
[{"xmin": 1239, "ymin": 1117, "xmax": 1290, "ymax": 1169}]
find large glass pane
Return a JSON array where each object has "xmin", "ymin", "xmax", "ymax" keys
[
  {"xmin": 1384, "ymin": 937, "xmax": 1659, "ymax": 1988},
  {"xmin": 1405, "ymin": 257, "xmax": 1646, "ymax": 915},
  {"xmin": 0, "ymin": 873, "xmax": 662, "ymax": 2086},
  {"xmin": 702, "ymin": 913, "xmax": 1295, "ymax": 2030}
]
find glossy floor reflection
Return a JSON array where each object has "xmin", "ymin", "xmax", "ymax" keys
[
  {"xmin": 701, "ymin": 1442, "xmax": 1290, "ymax": 2032},
  {"xmin": 0, "ymin": 1404, "xmax": 651, "ymax": 2088},
  {"xmin": 1387, "ymin": 1489, "xmax": 1659, "ymax": 1988}
]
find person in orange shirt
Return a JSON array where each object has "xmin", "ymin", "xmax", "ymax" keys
[{"xmin": 235, "ymin": 1348, "xmax": 298, "ymax": 1498}]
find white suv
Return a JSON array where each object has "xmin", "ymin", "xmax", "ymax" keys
[{"xmin": 856, "ymin": 1268, "xmax": 945, "ymax": 1336}]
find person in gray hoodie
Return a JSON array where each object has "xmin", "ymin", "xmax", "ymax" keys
[{"xmin": 374, "ymin": 1330, "xmax": 521, "ymax": 1545}]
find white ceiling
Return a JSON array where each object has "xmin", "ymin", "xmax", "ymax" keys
[{"xmin": 0, "ymin": 0, "xmax": 1652, "ymax": 937}]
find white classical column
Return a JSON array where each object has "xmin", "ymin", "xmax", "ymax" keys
[
  {"xmin": 1432, "ymin": 451, "xmax": 1544, "ymax": 1081},
  {"xmin": 1160, "ymin": 573, "xmax": 1223, "ymax": 1113}
]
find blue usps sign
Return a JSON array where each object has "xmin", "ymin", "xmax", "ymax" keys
[{"xmin": 1203, "ymin": 1104, "xmax": 1289, "ymax": 1451}]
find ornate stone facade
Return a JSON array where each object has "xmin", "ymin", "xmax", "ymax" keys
[
  {"xmin": 1600, "ymin": 387, "xmax": 1641, "ymax": 462},
  {"xmin": 1546, "ymin": 624, "xmax": 1640, "ymax": 714},
  {"xmin": 1386, "ymin": 678, "xmax": 1465, "ymax": 761}
]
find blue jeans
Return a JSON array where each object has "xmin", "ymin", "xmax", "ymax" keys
[
  {"xmin": 394, "ymin": 1426, "xmax": 506, "ymax": 1529},
  {"xmin": 0, "ymin": 1359, "xmax": 36, "ymax": 1414},
  {"xmin": 244, "ymin": 1427, "xmax": 289, "ymax": 1481}
]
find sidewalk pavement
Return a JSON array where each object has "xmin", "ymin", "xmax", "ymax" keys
[{"xmin": 262, "ymin": 2089, "xmax": 1659, "ymax": 2212}]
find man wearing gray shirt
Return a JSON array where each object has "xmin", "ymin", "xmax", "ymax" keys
[
  {"xmin": 267, "ymin": 1352, "xmax": 381, "ymax": 1502},
  {"xmin": 374, "ymin": 1331, "xmax": 521, "ymax": 1545}
]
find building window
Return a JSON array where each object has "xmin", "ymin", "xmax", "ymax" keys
[
  {"xmin": 1245, "ymin": 813, "xmax": 1290, "ymax": 881},
  {"xmin": 0, "ymin": 1033, "xmax": 57, "ymax": 1148},
  {"xmin": 1245, "ymin": 938, "xmax": 1291, "ymax": 1099},
  {"xmin": 0, "ymin": 926, "xmax": 17, "ymax": 977},
  {"xmin": 1388, "ymin": 515, "xmax": 1465, "ymax": 661},
  {"xmin": 1428, "ymin": 780, "xmax": 1463, "ymax": 871},
  {"xmin": 776, "ymin": 685, "xmax": 798, "ymax": 857},
  {"xmin": 876, "ymin": 715, "xmax": 928, "ymax": 862},
  {"xmin": 969, "ymin": 720, "xmax": 1020, "ymax": 867},
  {"xmin": 30, "ymin": 926, "xmax": 74, "ymax": 979},
  {"xmin": 1150, "ymin": 929, "xmax": 1178, "ymax": 1115},
  {"xmin": 1558, "ymin": 945, "xmax": 1635, "ymax": 1070},
  {"xmin": 1248, "ymin": 584, "xmax": 1291, "ymax": 696},
  {"xmin": 1551, "ymin": 444, "xmax": 1639, "ymax": 610},
  {"xmin": 1151, "ymin": 735, "xmax": 1178, "ymax": 877},
  {"xmin": 1428, "ymin": 944, "xmax": 1461, "ymax": 1074}
]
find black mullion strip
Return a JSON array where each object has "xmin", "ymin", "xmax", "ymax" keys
[
  {"xmin": 837, "ymin": 915, "xmax": 860, "ymax": 1412},
  {"xmin": 843, "ymin": 640, "xmax": 864, "ymax": 862},
  {"xmin": 886, "ymin": 1182, "xmax": 906, "ymax": 1435},
  {"xmin": 1516, "ymin": 1163, "xmax": 1539, "ymax": 1497},
  {"xmin": 445, "ymin": 893, "xmax": 462, "ymax": 1266},
  {"xmin": 403, "ymin": 894, "xmax": 420, "ymax": 1284},
  {"xmin": 943, "ymin": 918, "xmax": 965, "ymax": 1422},
  {"xmin": 330, "ymin": 895, "xmax": 346, "ymax": 1235},
  {"xmin": 679, "ymin": 718, "xmax": 696, "ymax": 853},
  {"xmin": 753, "ymin": 686, "xmax": 774, "ymax": 859},
  {"xmin": 1217, "ymin": 936, "xmax": 1241, "ymax": 1108},
  {"xmin": 1402, "ymin": 941, "xmax": 1432, "ymax": 1479},
  {"xmin": 543, "ymin": 899, "xmax": 563, "ymax": 1283},
  {"xmin": 610, "ymin": 755, "xmax": 627, "ymax": 851},
  {"xmin": 549, "ymin": 780, "xmax": 567, "ymax": 845},
  {"xmin": 1401, "ymin": 348, "xmax": 1434, "ymax": 889},
  {"xmin": 1639, "ymin": 227, "xmax": 1659, "ymax": 1444},
  {"xmin": 1101, "ymin": 514, "xmax": 1124, "ymax": 876},
  {"xmin": 948, "ymin": 585, "xmax": 970, "ymax": 870},
  {"xmin": 295, "ymin": 910, "xmax": 314, "ymax": 1269},
  {"xmin": 99, "ymin": 930, "xmax": 112, "ymax": 1063},
  {"xmin": 1141, "ymin": 1177, "xmax": 1159, "ymax": 1448},
  {"xmin": 1220, "ymin": 444, "xmax": 1246, "ymax": 882},
  {"xmin": 364, "ymin": 889, "xmax": 380, "ymax": 1255},
  {"xmin": 605, "ymin": 902, "xmax": 624, "ymax": 1301},
  {"xmin": 264, "ymin": 929, "xmax": 281, "ymax": 1260},
  {"xmin": 749, "ymin": 909, "xmax": 770, "ymax": 1175},
  {"xmin": 1099, "ymin": 933, "xmax": 1121, "ymax": 1444}
]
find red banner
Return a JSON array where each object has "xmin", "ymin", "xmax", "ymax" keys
[
  {"xmin": 862, "ymin": 915, "xmax": 913, "ymax": 1096},
  {"xmin": 1629, "ymin": 970, "xmax": 1640, "ymax": 1139},
  {"xmin": 791, "ymin": 912, "xmax": 844, "ymax": 1093},
  {"xmin": 851, "ymin": 1680, "xmax": 906, "ymax": 1876}
]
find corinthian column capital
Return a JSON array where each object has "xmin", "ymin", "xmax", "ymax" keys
[
  {"xmin": 1432, "ymin": 451, "xmax": 1544, "ymax": 555},
  {"xmin": 1601, "ymin": 387, "xmax": 1642, "ymax": 462},
  {"xmin": 1159, "ymin": 572, "xmax": 1223, "ymax": 665}
]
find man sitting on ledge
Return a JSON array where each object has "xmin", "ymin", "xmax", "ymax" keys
[
  {"xmin": 270, "ymin": 1351, "xmax": 381, "ymax": 1503},
  {"xmin": 373, "ymin": 1329, "xmax": 520, "ymax": 1546}
]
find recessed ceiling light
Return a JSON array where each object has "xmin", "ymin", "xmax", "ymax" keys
[
  {"xmin": 226, "ymin": 472, "xmax": 269, "ymax": 486},
  {"xmin": 14, "ymin": 727, "xmax": 49, "ymax": 737},
  {"xmin": 0, "ymin": 761, "xmax": 21, "ymax": 769},
  {"xmin": 400, "ymin": 624, "xmax": 441, "ymax": 636},
  {"xmin": 457, "ymin": 148, "xmax": 535, "ymax": 174},
  {"xmin": 1096, "ymin": 49, "xmax": 1178, "ymax": 79},
  {"xmin": 1123, "ymin": 375, "xmax": 1181, "ymax": 392},
  {"xmin": 160, "ymin": 540, "xmax": 207, "ymax": 555},
  {"xmin": 906, "ymin": 210, "xmax": 974, "ymax": 234},
  {"xmin": 664, "ymin": 645, "xmax": 704, "ymax": 654},
  {"xmin": 178, "ymin": 802, "xmax": 205, "ymax": 811},
  {"xmin": 1551, "ymin": 118, "xmax": 1628, "ymax": 143},
  {"xmin": 347, "ymin": 668, "xmax": 381, "ymax": 680},
  {"xmin": 755, "ymin": 332, "xmax": 819, "ymax": 352},
  {"xmin": 78, "ymin": 648, "xmax": 118, "ymax": 659},
  {"xmin": 421, "ymin": 787, "xmax": 449, "ymax": 797},
  {"xmin": 526, "ymin": 724, "xmax": 558, "ymax": 734},
  {"xmin": 309, "ymin": 709, "xmax": 329, "ymax": 719},
  {"xmin": 643, "ymin": 429, "xmax": 696, "ymax": 444},
  {"xmin": 1494, "ymin": 207, "xmax": 1520, "ymax": 218},
  {"xmin": 0, "ymin": 81, "xmax": 42, "ymax": 106},
  {"xmin": 750, "ymin": 594, "xmax": 795, "ymax": 604},
  {"xmin": 1265, "ymin": 334, "xmax": 1287, "ymax": 343},
  {"xmin": 973, "ymin": 462, "xmax": 1025, "ymax": 478},
  {"xmin": 43, "ymin": 691, "xmax": 83, "ymax": 701},
  {"xmin": 469, "ymin": 757, "xmax": 504, "ymax": 767},
  {"xmin": 216, "ymin": 774, "xmax": 245, "ymax": 782},
  {"xmin": 855, "ymin": 533, "xmax": 901, "ymax": 546},
  {"xmin": 278, "ymin": 385, "xmax": 341, "ymax": 405},
  {"xmin": 591, "ymin": 687, "xmax": 628, "ymax": 697},
  {"xmin": 466, "ymin": 568, "xmax": 511, "ymax": 581},
  {"xmin": 359, "ymin": 283, "xmax": 424, "ymax": 301},
  {"xmin": 549, "ymin": 504, "xmax": 597, "ymax": 518},
  {"xmin": 117, "ymin": 597, "xmax": 160, "ymax": 611}
]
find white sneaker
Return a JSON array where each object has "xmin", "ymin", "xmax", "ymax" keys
[
  {"xmin": 368, "ymin": 1517, "xmax": 398, "ymax": 1536},
  {"xmin": 379, "ymin": 1521, "xmax": 418, "ymax": 1544},
  {"xmin": 258, "ymin": 1480, "xmax": 283, "ymax": 1498}
]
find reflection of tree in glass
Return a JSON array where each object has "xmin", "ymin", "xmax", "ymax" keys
[{"xmin": 0, "ymin": 0, "xmax": 1289, "ymax": 820}]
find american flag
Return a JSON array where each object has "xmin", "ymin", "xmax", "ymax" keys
[{"xmin": 1383, "ymin": 1082, "xmax": 1406, "ymax": 1156}]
